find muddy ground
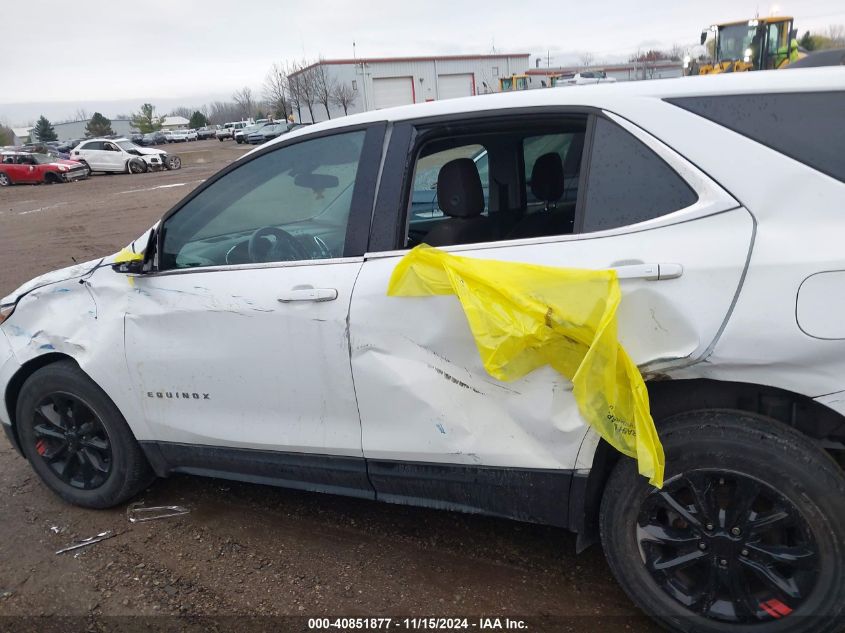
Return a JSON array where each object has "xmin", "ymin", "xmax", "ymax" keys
[{"xmin": 0, "ymin": 140, "xmax": 658, "ymax": 632}]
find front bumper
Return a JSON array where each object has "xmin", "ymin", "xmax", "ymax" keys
[
  {"xmin": 0, "ymin": 328, "xmax": 22, "ymax": 453},
  {"xmin": 62, "ymin": 169, "xmax": 89, "ymax": 182}
]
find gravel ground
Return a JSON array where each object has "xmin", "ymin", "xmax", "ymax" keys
[{"xmin": 0, "ymin": 139, "xmax": 659, "ymax": 632}]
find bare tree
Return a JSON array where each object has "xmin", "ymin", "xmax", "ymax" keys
[
  {"xmin": 828, "ymin": 24, "xmax": 845, "ymax": 45},
  {"xmin": 232, "ymin": 86, "xmax": 256, "ymax": 120},
  {"xmin": 207, "ymin": 101, "xmax": 242, "ymax": 125},
  {"xmin": 331, "ymin": 81, "xmax": 356, "ymax": 116},
  {"xmin": 313, "ymin": 61, "xmax": 336, "ymax": 120},
  {"xmin": 263, "ymin": 62, "xmax": 290, "ymax": 121},
  {"xmin": 170, "ymin": 106, "xmax": 194, "ymax": 120},
  {"xmin": 579, "ymin": 51, "xmax": 595, "ymax": 69},
  {"xmin": 288, "ymin": 61, "xmax": 317, "ymax": 123},
  {"xmin": 74, "ymin": 108, "xmax": 89, "ymax": 122}
]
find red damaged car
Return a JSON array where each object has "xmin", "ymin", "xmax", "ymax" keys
[{"xmin": 0, "ymin": 151, "xmax": 90, "ymax": 186}]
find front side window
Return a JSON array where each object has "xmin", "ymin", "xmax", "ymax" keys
[
  {"xmin": 160, "ymin": 130, "xmax": 365, "ymax": 270},
  {"xmin": 581, "ymin": 118, "xmax": 697, "ymax": 233}
]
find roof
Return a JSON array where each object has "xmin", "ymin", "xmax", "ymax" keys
[
  {"xmin": 290, "ymin": 53, "xmax": 530, "ymax": 77},
  {"xmin": 12, "ymin": 127, "xmax": 31, "ymax": 137},
  {"xmin": 161, "ymin": 116, "xmax": 190, "ymax": 126},
  {"xmin": 526, "ymin": 61, "xmax": 682, "ymax": 76},
  {"xmin": 250, "ymin": 66, "xmax": 845, "ymax": 154}
]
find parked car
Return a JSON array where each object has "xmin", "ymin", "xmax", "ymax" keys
[
  {"xmin": 129, "ymin": 132, "xmax": 144, "ymax": 143},
  {"xmin": 0, "ymin": 151, "xmax": 89, "ymax": 185},
  {"xmin": 216, "ymin": 121, "xmax": 248, "ymax": 141},
  {"xmin": 168, "ymin": 129, "xmax": 190, "ymax": 142},
  {"xmin": 234, "ymin": 123, "xmax": 269, "ymax": 144},
  {"xmin": 185, "ymin": 129, "xmax": 198, "ymax": 141},
  {"xmin": 2, "ymin": 70, "xmax": 845, "ymax": 633},
  {"xmin": 57, "ymin": 139, "xmax": 84, "ymax": 153},
  {"xmin": 246, "ymin": 123, "xmax": 289, "ymax": 144},
  {"xmin": 138, "ymin": 131, "xmax": 168, "ymax": 146},
  {"xmin": 70, "ymin": 138, "xmax": 181, "ymax": 173},
  {"xmin": 196, "ymin": 127, "xmax": 216, "ymax": 140},
  {"xmin": 160, "ymin": 130, "xmax": 174, "ymax": 143}
]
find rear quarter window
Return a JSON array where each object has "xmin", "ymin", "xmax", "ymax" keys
[{"xmin": 667, "ymin": 91, "xmax": 845, "ymax": 183}]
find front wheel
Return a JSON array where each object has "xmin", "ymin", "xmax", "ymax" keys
[
  {"xmin": 600, "ymin": 410, "xmax": 845, "ymax": 633},
  {"xmin": 16, "ymin": 361, "xmax": 153, "ymax": 508},
  {"xmin": 166, "ymin": 155, "xmax": 181, "ymax": 170},
  {"xmin": 0, "ymin": 173, "xmax": 11, "ymax": 186},
  {"xmin": 127, "ymin": 158, "xmax": 147, "ymax": 174}
]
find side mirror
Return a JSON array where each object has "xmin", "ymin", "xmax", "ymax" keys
[
  {"xmin": 112, "ymin": 259, "xmax": 145, "ymax": 274},
  {"xmin": 700, "ymin": 31, "xmax": 708, "ymax": 45}
]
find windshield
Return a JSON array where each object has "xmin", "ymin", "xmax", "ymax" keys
[
  {"xmin": 717, "ymin": 23, "xmax": 758, "ymax": 61},
  {"xmin": 31, "ymin": 153, "xmax": 56, "ymax": 164}
]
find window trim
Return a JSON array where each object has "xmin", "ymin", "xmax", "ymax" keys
[
  {"xmin": 365, "ymin": 108, "xmax": 738, "ymax": 258},
  {"xmin": 154, "ymin": 121, "xmax": 386, "ymax": 273}
]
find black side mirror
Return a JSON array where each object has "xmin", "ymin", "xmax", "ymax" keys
[
  {"xmin": 112, "ymin": 259, "xmax": 145, "ymax": 274},
  {"xmin": 700, "ymin": 31, "xmax": 708, "ymax": 45}
]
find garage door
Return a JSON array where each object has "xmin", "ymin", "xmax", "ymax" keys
[
  {"xmin": 372, "ymin": 77, "xmax": 414, "ymax": 109},
  {"xmin": 438, "ymin": 73, "xmax": 475, "ymax": 100}
]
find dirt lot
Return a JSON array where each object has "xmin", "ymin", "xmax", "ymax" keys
[{"xmin": 0, "ymin": 139, "xmax": 658, "ymax": 632}]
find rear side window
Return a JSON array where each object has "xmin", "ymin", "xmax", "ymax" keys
[
  {"xmin": 667, "ymin": 92, "xmax": 845, "ymax": 183},
  {"xmin": 581, "ymin": 118, "xmax": 697, "ymax": 233}
]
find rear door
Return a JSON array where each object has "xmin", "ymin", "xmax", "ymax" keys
[{"xmin": 348, "ymin": 110, "xmax": 753, "ymax": 524}]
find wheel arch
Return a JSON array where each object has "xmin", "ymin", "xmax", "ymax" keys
[
  {"xmin": 3, "ymin": 352, "xmax": 77, "ymax": 454},
  {"xmin": 570, "ymin": 377, "xmax": 845, "ymax": 552}
]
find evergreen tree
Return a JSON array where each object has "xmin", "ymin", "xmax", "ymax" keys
[
  {"xmin": 131, "ymin": 103, "xmax": 163, "ymax": 133},
  {"xmin": 0, "ymin": 125, "xmax": 14, "ymax": 145},
  {"xmin": 33, "ymin": 115, "xmax": 58, "ymax": 142},
  {"xmin": 85, "ymin": 112, "xmax": 114, "ymax": 137},
  {"xmin": 189, "ymin": 111, "xmax": 208, "ymax": 129}
]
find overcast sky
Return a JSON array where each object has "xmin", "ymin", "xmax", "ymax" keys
[{"xmin": 3, "ymin": 0, "xmax": 844, "ymax": 125}]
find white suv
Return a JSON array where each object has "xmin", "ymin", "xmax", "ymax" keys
[
  {"xmin": 2, "ymin": 69, "xmax": 844, "ymax": 633},
  {"xmin": 70, "ymin": 138, "xmax": 181, "ymax": 173}
]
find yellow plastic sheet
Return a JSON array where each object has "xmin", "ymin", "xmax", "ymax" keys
[
  {"xmin": 387, "ymin": 245, "xmax": 664, "ymax": 487},
  {"xmin": 114, "ymin": 247, "xmax": 144, "ymax": 263}
]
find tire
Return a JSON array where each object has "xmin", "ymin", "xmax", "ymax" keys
[
  {"xmin": 167, "ymin": 155, "xmax": 182, "ymax": 170},
  {"xmin": 0, "ymin": 172, "xmax": 11, "ymax": 186},
  {"xmin": 600, "ymin": 410, "xmax": 845, "ymax": 633},
  {"xmin": 78, "ymin": 160, "xmax": 91, "ymax": 175},
  {"xmin": 15, "ymin": 361, "xmax": 154, "ymax": 509},
  {"xmin": 44, "ymin": 172, "xmax": 61, "ymax": 184},
  {"xmin": 127, "ymin": 158, "xmax": 147, "ymax": 174}
]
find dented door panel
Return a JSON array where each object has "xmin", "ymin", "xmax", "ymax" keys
[{"xmin": 350, "ymin": 208, "xmax": 754, "ymax": 469}]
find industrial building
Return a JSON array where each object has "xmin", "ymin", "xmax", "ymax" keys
[
  {"xmin": 289, "ymin": 53, "xmax": 530, "ymax": 122},
  {"xmin": 525, "ymin": 60, "xmax": 684, "ymax": 85},
  {"xmin": 25, "ymin": 118, "xmax": 135, "ymax": 143}
]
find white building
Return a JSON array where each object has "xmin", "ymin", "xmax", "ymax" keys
[
  {"xmin": 525, "ymin": 61, "xmax": 684, "ymax": 86},
  {"xmin": 30, "ymin": 119, "xmax": 135, "ymax": 143},
  {"xmin": 160, "ymin": 116, "xmax": 190, "ymax": 129},
  {"xmin": 289, "ymin": 53, "xmax": 530, "ymax": 123}
]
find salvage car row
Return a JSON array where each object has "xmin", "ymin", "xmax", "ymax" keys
[{"xmin": 0, "ymin": 137, "xmax": 181, "ymax": 185}]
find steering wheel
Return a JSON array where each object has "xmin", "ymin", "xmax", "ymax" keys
[{"xmin": 247, "ymin": 226, "xmax": 310, "ymax": 263}]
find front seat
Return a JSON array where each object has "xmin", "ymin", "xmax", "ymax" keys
[
  {"xmin": 508, "ymin": 152, "xmax": 575, "ymax": 239},
  {"xmin": 424, "ymin": 158, "xmax": 493, "ymax": 247}
]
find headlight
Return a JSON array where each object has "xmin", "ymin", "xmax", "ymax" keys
[
  {"xmin": 0, "ymin": 303, "xmax": 15, "ymax": 326},
  {"xmin": 58, "ymin": 165, "xmax": 69, "ymax": 171}
]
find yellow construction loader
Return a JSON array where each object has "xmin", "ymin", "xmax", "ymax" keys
[{"xmin": 685, "ymin": 16, "xmax": 803, "ymax": 75}]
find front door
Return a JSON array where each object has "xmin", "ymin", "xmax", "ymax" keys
[
  {"xmin": 124, "ymin": 125, "xmax": 383, "ymax": 493},
  {"xmin": 349, "ymin": 112, "xmax": 752, "ymax": 524}
]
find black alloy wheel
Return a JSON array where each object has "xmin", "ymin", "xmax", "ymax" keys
[
  {"xmin": 637, "ymin": 469, "xmax": 818, "ymax": 623},
  {"xmin": 31, "ymin": 392, "xmax": 112, "ymax": 490}
]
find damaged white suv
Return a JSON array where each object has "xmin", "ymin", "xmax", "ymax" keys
[{"xmin": 2, "ymin": 69, "xmax": 845, "ymax": 633}]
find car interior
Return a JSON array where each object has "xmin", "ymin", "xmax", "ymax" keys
[{"xmin": 405, "ymin": 117, "xmax": 587, "ymax": 248}]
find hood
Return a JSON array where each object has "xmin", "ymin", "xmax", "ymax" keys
[
  {"xmin": 1, "ymin": 258, "xmax": 104, "ymax": 306},
  {"xmin": 52, "ymin": 158, "xmax": 84, "ymax": 167},
  {"xmin": 136, "ymin": 147, "xmax": 166, "ymax": 156}
]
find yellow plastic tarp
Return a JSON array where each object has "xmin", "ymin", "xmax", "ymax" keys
[{"xmin": 387, "ymin": 245, "xmax": 664, "ymax": 487}]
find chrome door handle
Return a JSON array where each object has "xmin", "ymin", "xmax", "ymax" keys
[
  {"xmin": 612, "ymin": 263, "xmax": 683, "ymax": 281},
  {"xmin": 277, "ymin": 288, "xmax": 338, "ymax": 302}
]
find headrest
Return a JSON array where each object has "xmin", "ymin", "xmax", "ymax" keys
[
  {"xmin": 530, "ymin": 153, "xmax": 564, "ymax": 203},
  {"xmin": 437, "ymin": 158, "xmax": 485, "ymax": 218}
]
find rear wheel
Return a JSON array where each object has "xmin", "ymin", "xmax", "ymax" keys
[
  {"xmin": 0, "ymin": 173, "xmax": 11, "ymax": 186},
  {"xmin": 600, "ymin": 410, "xmax": 845, "ymax": 633},
  {"xmin": 167, "ymin": 155, "xmax": 182, "ymax": 170},
  {"xmin": 16, "ymin": 361, "xmax": 153, "ymax": 508}
]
